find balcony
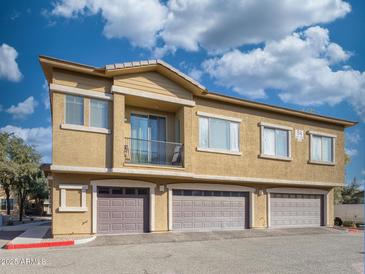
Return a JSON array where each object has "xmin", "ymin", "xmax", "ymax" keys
[{"xmin": 124, "ymin": 137, "xmax": 184, "ymax": 167}]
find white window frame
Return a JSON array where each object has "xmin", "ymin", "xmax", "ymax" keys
[
  {"xmin": 89, "ymin": 98, "xmax": 110, "ymax": 130},
  {"xmin": 62, "ymin": 94, "xmax": 111, "ymax": 135},
  {"xmin": 259, "ymin": 122, "xmax": 292, "ymax": 161},
  {"xmin": 308, "ymin": 131, "xmax": 336, "ymax": 165},
  {"xmin": 197, "ymin": 111, "xmax": 242, "ymax": 155},
  {"xmin": 64, "ymin": 94, "xmax": 84, "ymax": 126},
  {"xmin": 58, "ymin": 184, "xmax": 88, "ymax": 212}
]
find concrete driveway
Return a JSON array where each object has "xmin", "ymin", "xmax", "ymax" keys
[{"xmin": 0, "ymin": 228, "xmax": 363, "ymax": 274}]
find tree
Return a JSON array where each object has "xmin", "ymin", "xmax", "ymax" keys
[
  {"xmin": 7, "ymin": 135, "xmax": 41, "ymax": 221},
  {"xmin": 28, "ymin": 170, "xmax": 49, "ymax": 215},
  {"xmin": 334, "ymin": 151, "xmax": 352, "ymax": 204},
  {"xmin": 0, "ymin": 133, "xmax": 17, "ymax": 215},
  {"xmin": 341, "ymin": 177, "xmax": 361, "ymax": 204}
]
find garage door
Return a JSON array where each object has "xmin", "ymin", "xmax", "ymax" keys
[
  {"xmin": 97, "ymin": 186, "xmax": 149, "ymax": 234},
  {"xmin": 270, "ymin": 193, "xmax": 323, "ymax": 228},
  {"xmin": 172, "ymin": 189, "xmax": 249, "ymax": 231}
]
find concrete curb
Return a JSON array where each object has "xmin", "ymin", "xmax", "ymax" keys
[{"xmin": 3, "ymin": 236, "xmax": 96, "ymax": 250}]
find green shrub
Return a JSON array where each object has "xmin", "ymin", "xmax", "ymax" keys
[{"xmin": 343, "ymin": 220, "xmax": 356, "ymax": 227}]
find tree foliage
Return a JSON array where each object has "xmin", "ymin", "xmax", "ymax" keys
[
  {"xmin": 0, "ymin": 133, "xmax": 17, "ymax": 215},
  {"xmin": 0, "ymin": 132, "xmax": 48, "ymax": 220},
  {"xmin": 335, "ymin": 177, "xmax": 362, "ymax": 205}
]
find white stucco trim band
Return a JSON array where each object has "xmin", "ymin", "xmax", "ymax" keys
[
  {"xmin": 196, "ymin": 111, "xmax": 242, "ymax": 123},
  {"xmin": 60, "ymin": 124, "xmax": 111, "ymax": 134},
  {"xmin": 167, "ymin": 183, "xmax": 255, "ymax": 231},
  {"xmin": 266, "ymin": 187, "xmax": 329, "ymax": 228},
  {"xmin": 111, "ymin": 85, "xmax": 196, "ymax": 107},
  {"xmin": 50, "ymin": 83, "xmax": 113, "ymax": 101},
  {"xmin": 90, "ymin": 179, "xmax": 156, "ymax": 234},
  {"xmin": 259, "ymin": 122, "xmax": 293, "ymax": 131},
  {"xmin": 51, "ymin": 165, "xmax": 343, "ymax": 187}
]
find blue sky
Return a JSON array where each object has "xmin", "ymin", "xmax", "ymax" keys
[{"xmin": 0, "ymin": 0, "xmax": 364, "ymax": 185}]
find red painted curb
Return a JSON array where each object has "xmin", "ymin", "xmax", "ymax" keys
[
  {"xmin": 3, "ymin": 240, "xmax": 74, "ymax": 250},
  {"xmin": 347, "ymin": 228, "xmax": 362, "ymax": 233}
]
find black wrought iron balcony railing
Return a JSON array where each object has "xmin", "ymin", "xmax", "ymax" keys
[{"xmin": 124, "ymin": 137, "xmax": 183, "ymax": 167}]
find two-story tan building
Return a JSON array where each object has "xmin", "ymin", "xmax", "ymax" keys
[{"xmin": 39, "ymin": 56, "xmax": 356, "ymax": 237}]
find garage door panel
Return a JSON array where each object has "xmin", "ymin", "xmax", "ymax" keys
[
  {"xmin": 97, "ymin": 187, "xmax": 149, "ymax": 234},
  {"xmin": 270, "ymin": 193, "xmax": 323, "ymax": 228},
  {"xmin": 172, "ymin": 190, "xmax": 249, "ymax": 231}
]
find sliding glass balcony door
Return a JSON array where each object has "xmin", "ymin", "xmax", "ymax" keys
[{"xmin": 130, "ymin": 113, "xmax": 166, "ymax": 165}]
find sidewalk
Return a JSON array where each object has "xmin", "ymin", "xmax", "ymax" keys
[
  {"xmin": 2, "ymin": 221, "xmax": 95, "ymax": 249},
  {"xmin": 0, "ymin": 220, "xmax": 50, "ymax": 232}
]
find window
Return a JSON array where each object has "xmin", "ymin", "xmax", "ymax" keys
[
  {"xmin": 310, "ymin": 134, "xmax": 334, "ymax": 163},
  {"xmin": 198, "ymin": 116, "xmax": 239, "ymax": 152},
  {"xmin": 1, "ymin": 199, "xmax": 14, "ymax": 211},
  {"xmin": 261, "ymin": 124, "xmax": 291, "ymax": 159},
  {"xmin": 90, "ymin": 99, "xmax": 109, "ymax": 129},
  {"xmin": 65, "ymin": 95, "xmax": 84, "ymax": 125}
]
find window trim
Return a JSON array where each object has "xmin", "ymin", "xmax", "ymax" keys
[
  {"xmin": 259, "ymin": 122, "xmax": 292, "ymax": 161},
  {"xmin": 197, "ymin": 111, "xmax": 241, "ymax": 154},
  {"xmin": 64, "ymin": 94, "xmax": 84, "ymax": 126},
  {"xmin": 308, "ymin": 131, "xmax": 336, "ymax": 165},
  {"xmin": 62, "ymin": 95, "xmax": 111, "ymax": 134},
  {"xmin": 89, "ymin": 98, "xmax": 110, "ymax": 130},
  {"xmin": 60, "ymin": 123, "xmax": 111, "ymax": 134},
  {"xmin": 58, "ymin": 184, "xmax": 88, "ymax": 212},
  {"xmin": 197, "ymin": 111, "xmax": 242, "ymax": 123}
]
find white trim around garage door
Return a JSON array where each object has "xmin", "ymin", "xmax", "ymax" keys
[
  {"xmin": 90, "ymin": 179, "xmax": 156, "ymax": 234},
  {"xmin": 266, "ymin": 187, "xmax": 329, "ymax": 228},
  {"xmin": 166, "ymin": 183, "xmax": 256, "ymax": 231}
]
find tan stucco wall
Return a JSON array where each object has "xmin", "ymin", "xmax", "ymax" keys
[
  {"xmin": 52, "ymin": 175, "xmax": 92, "ymax": 235},
  {"xmin": 51, "ymin": 70, "xmax": 346, "ymax": 186},
  {"xmin": 254, "ymin": 190, "xmax": 267, "ymax": 228},
  {"xmin": 155, "ymin": 186, "xmax": 168, "ymax": 232},
  {"xmin": 65, "ymin": 189, "xmax": 82, "ymax": 207},
  {"xmin": 51, "ymin": 173, "xmax": 334, "ymax": 236},
  {"xmin": 191, "ymin": 97, "xmax": 345, "ymax": 185},
  {"xmin": 53, "ymin": 69, "xmax": 112, "ymax": 93},
  {"xmin": 52, "ymin": 92, "xmax": 113, "ymax": 168}
]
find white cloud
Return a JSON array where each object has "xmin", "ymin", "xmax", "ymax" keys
[
  {"xmin": 203, "ymin": 26, "xmax": 365, "ymax": 120},
  {"xmin": 187, "ymin": 68, "xmax": 203, "ymax": 82},
  {"xmin": 345, "ymin": 148, "xmax": 358, "ymax": 157},
  {"xmin": 51, "ymin": 0, "xmax": 167, "ymax": 48},
  {"xmin": 50, "ymin": 0, "xmax": 350, "ymax": 52},
  {"xmin": 6, "ymin": 96, "xmax": 38, "ymax": 119},
  {"xmin": 160, "ymin": 0, "xmax": 350, "ymax": 53},
  {"xmin": 0, "ymin": 44, "xmax": 22, "ymax": 82},
  {"xmin": 0, "ymin": 126, "xmax": 52, "ymax": 163},
  {"xmin": 346, "ymin": 131, "xmax": 361, "ymax": 144}
]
